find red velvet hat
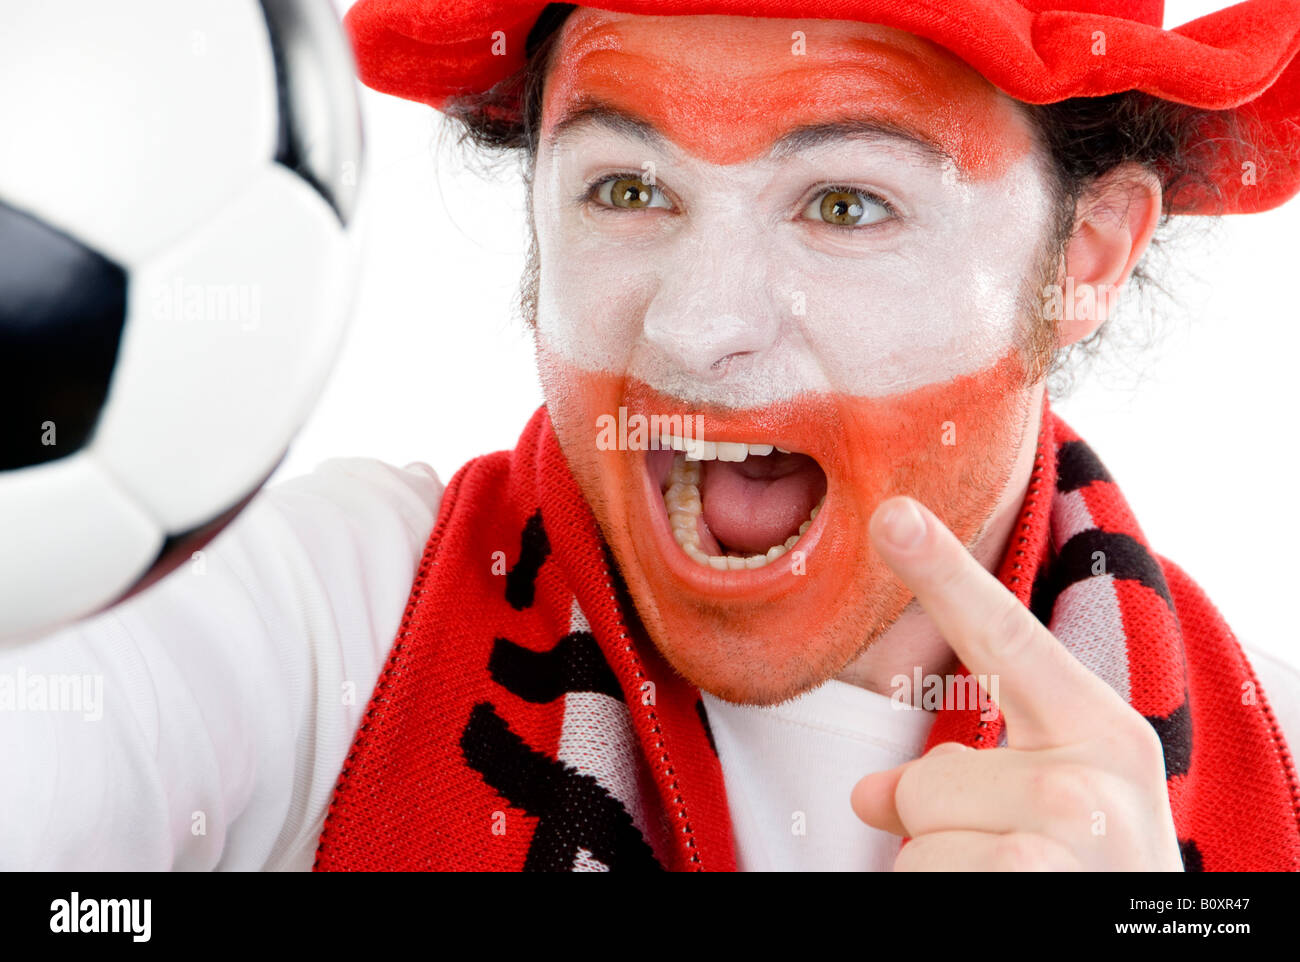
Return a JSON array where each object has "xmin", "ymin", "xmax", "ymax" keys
[{"xmin": 344, "ymin": 0, "xmax": 1300, "ymax": 214}]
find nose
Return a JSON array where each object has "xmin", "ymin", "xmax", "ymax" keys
[{"xmin": 639, "ymin": 236, "xmax": 782, "ymax": 379}]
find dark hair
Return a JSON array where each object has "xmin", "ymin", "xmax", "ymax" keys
[
  {"xmin": 437, "ymin": 3, "xmax": 1248, "ymax": 392},
  {"xmin": 438, "ymin": 3, "xmax": 578, "ymax": 161}
]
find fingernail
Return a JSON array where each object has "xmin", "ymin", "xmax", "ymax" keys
[{"xmin": 879, "ymin": 498, "xmax": 926, "ymax": 549}]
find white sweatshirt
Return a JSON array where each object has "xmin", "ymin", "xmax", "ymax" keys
[{"xmin": 1, "ymin": 457, "xmax": 1296, "ymax": 871}]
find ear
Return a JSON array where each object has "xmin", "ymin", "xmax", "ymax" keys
[{"xmin": 1057, "ymin": 163, "xmax": 1163, "ymax": 348}]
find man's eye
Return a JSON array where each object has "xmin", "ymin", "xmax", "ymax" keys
[
  {"xmin": 804, "ymin": 188, "xmax": 892, "ymax": 227},
  {"xmin": 591, "ymin": 175, "xmax": 673, "ymax": 210}
]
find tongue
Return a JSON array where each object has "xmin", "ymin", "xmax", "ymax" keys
[{"xmin": 700, "ymin": 455, "xmax": 825, "ymax": 555}]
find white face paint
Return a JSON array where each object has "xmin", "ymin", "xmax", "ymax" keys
[{"xmin": 532, "ymin": 93, "xmax": 1058, "ymax": 408}]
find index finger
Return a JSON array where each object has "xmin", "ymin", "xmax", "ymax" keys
[{"xmin": 869, "ymin": 495, "xmax": 1123, "ymax": 748}]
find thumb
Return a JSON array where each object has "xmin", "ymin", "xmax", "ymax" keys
[{"xmin": 850, "ymin": 741, "xmax": 969, "ymax": 836}]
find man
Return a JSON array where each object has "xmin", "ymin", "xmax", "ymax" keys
[{"xmin": 4, "ymin": 0, "xmax": 1300, "ymax": 871}]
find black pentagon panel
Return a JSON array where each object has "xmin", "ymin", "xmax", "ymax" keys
[
  {"xmin": 0, "ymin": 200, "xmax": 127, "ymax": 470},
  {"xmin": 259, "ymin": 0, "xmax": 363, "ymax": 226}
]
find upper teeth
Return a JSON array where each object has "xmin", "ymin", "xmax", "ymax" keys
[
  {"xmin": 663, "ymin": 452, "xmax": 824, "ymax": 571},
  {"xmin": 662, "ymin": 434, "xmax": 782, "ymax": 462}
]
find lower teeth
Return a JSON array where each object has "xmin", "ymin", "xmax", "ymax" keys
[{"xmin": 663, "ymin": 453, "xmax": 823, "ymax": 570}]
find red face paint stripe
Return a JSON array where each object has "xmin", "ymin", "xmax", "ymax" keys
[{"xmin": 543, "ymin": 13, "xmax": 1033, "ymax": 179}]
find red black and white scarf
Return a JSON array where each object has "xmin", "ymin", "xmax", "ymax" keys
[{"xmin": 313, "ymin": 399, "xmax": 1300, "ymax": 871}]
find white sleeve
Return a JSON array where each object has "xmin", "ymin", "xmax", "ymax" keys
[
  {"xmin": 0, "ymin": 457, "xmax": 442, "ymax": 871},
  {"xmin": 1242, "ymin": 642, "xmax": 1300, "ymax": 769}
]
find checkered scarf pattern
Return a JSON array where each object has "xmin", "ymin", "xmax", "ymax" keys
[{"xmin": 314, "ymin": 401, "xmax": 1300, "ymax": 871}]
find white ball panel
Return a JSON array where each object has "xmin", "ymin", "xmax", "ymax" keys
[
  {"xmin": 0, "ymin": 0, "xmax": 277, "ymax": 267},
  {"xmin": 94, "ymin": 165, "xmax": 354, "ymax": 531},
  {"xmin": 0, "ymin": 454, "xmax": 162, "ymax": 642}
]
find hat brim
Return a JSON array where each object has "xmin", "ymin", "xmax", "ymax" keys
[{"xmin": 344, "ymin": 0, "xmax": 1300, "ymax": 214}]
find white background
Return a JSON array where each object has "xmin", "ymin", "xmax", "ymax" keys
[{"xmin": 278, "ymin": 1, "xmax": 1300, "ymax": 661}]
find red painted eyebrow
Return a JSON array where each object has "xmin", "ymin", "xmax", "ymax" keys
[{"xmin": 547, "ymin": 98, "xmax": 955, "ymax": 169}]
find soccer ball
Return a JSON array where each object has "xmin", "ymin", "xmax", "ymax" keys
[{"xmin": 0, "ymin": 0, "xmax": 363, "ymax": 641}]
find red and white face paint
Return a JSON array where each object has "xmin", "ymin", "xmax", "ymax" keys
[{"xmin": 532, "ymin": 10, "xmax": 1056, "ymax": 704}]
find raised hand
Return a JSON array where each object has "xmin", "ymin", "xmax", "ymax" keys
[{"xmin": 851, "ymin": 496, "xmax": 1183, "ymax": 871}]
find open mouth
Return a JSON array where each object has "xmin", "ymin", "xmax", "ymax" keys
[{"xmin": 647, "ymin": 433, "xmax": 828, "ymax": 571}]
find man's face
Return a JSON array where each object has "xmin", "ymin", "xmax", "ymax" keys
[{"xmin": 530, "ymin": 10, "xmax": 1061, "ymax": 704}]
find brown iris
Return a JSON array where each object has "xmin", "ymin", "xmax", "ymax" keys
[
  {"xmin": 609, "ymin": 176, "xmax": 654, "ymax": 208},
  {"xmin": 819, "ymin": 190, "xmax": 867, "ymax": 225}
]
